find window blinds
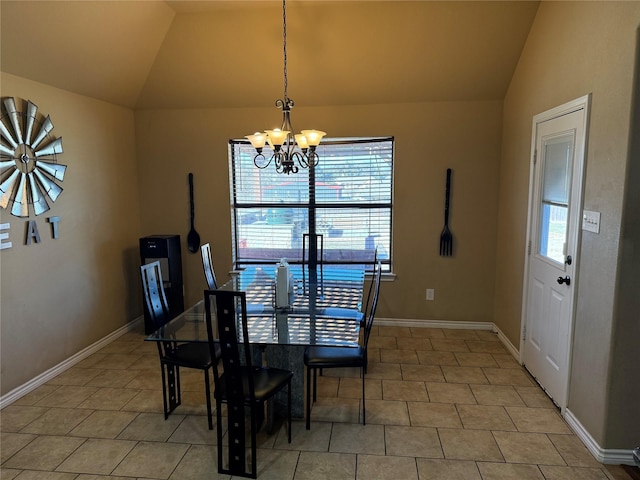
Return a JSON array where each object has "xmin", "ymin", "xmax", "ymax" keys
[{"xmin": 229, "ymin": 137, "xmax": 393, "ymax": 270}]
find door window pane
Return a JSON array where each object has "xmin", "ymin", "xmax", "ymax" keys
[
  {"xmin": 542, "ymin": 138, "xmax": 572, "ymax": 204},
  {"xmin": 538, "ymin": 133, "xmax": 573, "ymax": 264},
  {"xmin": 539, "ymin": 204, "xmax": 568, "ymax": 263}
]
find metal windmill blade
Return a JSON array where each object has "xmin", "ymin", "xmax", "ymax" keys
[
  {"xmin": 0, "ymin": 143, "xmax": 15, "ymax": 156},
  {"xmin": 31, "ymin": 115, "xmax": 53, "ymax": 150},
  {"xmin": 3, "ymin": 98, "xmax": 23, "ymax": 145},
  {"xmin": 28, "ymin": 172, "xmax": 50, "ymax": 215},
  {"xmin": 34, "ymin": 168, "xmax": 63, "ymax": 202},
  {"xmin": 35, "ymin": 159, "xmax": 67, "ymax": 181},
  {"xmin": 24, "ymin": 101, "xmax": 38, "ymax": 145},
  {"xmin": 35, "ymin": 137, "xmax": 63, "ymax": 158},
  {"xmin": 0, "ymin": 169, "xmax": 20, "ymax": 209},
  {"xmin": 0, "ymin": 119, "xmax": 18, "ymax": 149},
  {"xmin": 11, "ymin": 172, "xmax": 29, "ymax": 217}
]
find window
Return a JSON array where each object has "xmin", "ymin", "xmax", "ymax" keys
[
  {"xmin": 229, "ymin": 137, "xmax": 393, "ymax": 271},
  {"xmin": 538, "ymin": 135, "xmax": 572, "ymax": 264}
]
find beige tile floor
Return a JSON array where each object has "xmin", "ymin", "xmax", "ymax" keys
[{"xmin": 1, "ymin": 325, "xmax": 636, "ymax": 480}]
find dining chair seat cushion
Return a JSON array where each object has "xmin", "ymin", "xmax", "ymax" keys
[
  {"xmin": 304, "ymin": 345, "xmax": 365, "ymax": 369},
  {"xmin": 164, "ymin": 342, "xmax": 218, "ymax": 369},
  {"xmin": 215, "ymin": 366, "xmax": 294, "ymax": 402}
]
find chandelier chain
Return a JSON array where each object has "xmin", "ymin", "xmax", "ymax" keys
[{"xmin": 282, "ymin": 0, "xmax": 288, "ymax": 100}]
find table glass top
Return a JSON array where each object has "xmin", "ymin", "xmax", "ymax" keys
[{"xmin": 146, "ymin": 263, "xmax": 368, "ymax": 347}]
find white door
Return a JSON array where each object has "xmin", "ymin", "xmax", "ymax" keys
[{"xmin": 522, "ymin": 95, "xmax": 590, "ymax": 409}]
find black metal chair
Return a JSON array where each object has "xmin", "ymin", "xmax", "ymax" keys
[
  {"xmin": 141, "ymin": 261, "xmax": 217, "ymax": 430},
  {"xmin": 205, "ymin": 288, "xmax": 293, "ymax": 479},
  {"xmin": 200, "ymin": 242, "xmax": 218, "ymax": 289},
  {"xmin": 319, "ymin": 248, "xmax": 378, "ymax": 326},
  {"xmin": 304, "ymin": 260, "xmax": 382, "ymax": 430}
]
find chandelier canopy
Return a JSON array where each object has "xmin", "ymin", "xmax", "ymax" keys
[{"xmin": 245, "ymin": 0, "xmax": 325, "ymax": 175}]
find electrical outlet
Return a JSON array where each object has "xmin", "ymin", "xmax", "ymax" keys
[{"xmin": 426, "ymin": 289, "xmax": 435, "ymax": 301}]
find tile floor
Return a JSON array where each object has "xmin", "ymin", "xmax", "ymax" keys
[{"xmin": 1, "ymin": 325, "xmax": 636, "ymax": 479}]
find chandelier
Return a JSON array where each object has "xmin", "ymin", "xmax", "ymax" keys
[{"xmin": 245, "ymin": 0, "xmax": 325, "ymax": 175}]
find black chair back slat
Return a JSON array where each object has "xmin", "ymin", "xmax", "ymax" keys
[
  {"xmin": 141, "ymin": 261, "xmax": 171, "ymax": 329},
  {"xmin": 200, "ymin": 243, "xmax": 218, "ymax": 289}
]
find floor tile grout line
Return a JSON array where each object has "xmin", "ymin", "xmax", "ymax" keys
[{"xmin": 2, "ymin": 330, "xmax": 634, "ymax": 479}]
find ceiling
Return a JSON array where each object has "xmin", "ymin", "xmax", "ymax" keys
[{"xmin": 0, "ymin": 1, "xmax": 540, "ymax": 110}]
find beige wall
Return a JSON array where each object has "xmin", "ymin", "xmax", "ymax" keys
[
  {"xmin": 497, "ymin": 2, "xmax": 640, "ymax": 448},
  {"xmin": 0, "ymin": 73, "xmax": 142, "ymax": 395},
  {"xmin": 135, "ymin": 100, "xmax": 502, "ymax": 324}
]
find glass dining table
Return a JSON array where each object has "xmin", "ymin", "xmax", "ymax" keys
[{"xmin": 146, "ymin": 262, "xmax": 370, "ymax": 417}]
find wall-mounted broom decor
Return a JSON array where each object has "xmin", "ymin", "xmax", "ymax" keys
[{"xmin": 439, "ymin": 168, "xmax": 453, "ymax": 256}]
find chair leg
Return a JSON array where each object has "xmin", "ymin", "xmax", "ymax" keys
[
  {"xmin": 250, "ymin": 402, "xmax": 257, "ymax": 479},
  {"xmin": 306, "ymin": 366, "xmax": 311, "ymax": 430},
  {"xmin": 313, "ymin": 368, "xmax": 318, "ymax": 402},
  {"xmin": 364, "ymin": 350, "xmax": 369, "ymax": 374},
  {"xmin": 204, "ymin": 369, "xmax": 213, "ymax": 430},
  {"xmin": 362, "ymin": 366, "xmax": 366, "ymax": 425},
  {"xmin": 162, "ymin": 363, "xmax": 182, "ymax": 418},
  {"xmin": 160, "ymin": 362, "xmax": 169, "ymax": 420},
  {"xmin": 175, "ymin": 367, "xmax": 182, "ymax": 405},
  {"xmin": 215, "ymin": 400, "xmax": 224, "ymax": 474},
  {"xmin": 287, "ymin": 380, "xmax": 292, "ymax": 443}
]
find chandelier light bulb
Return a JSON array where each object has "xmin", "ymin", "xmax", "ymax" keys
[
  {"xmin": 294, "ymin": 133, "xmax": 309, "ymax": 150},
  {"xmin": 300, "ymin": 130, "xmax": 326, "ymax": 147},
  {"xmin": 265, "ymin": 128, "xmax": 289, "ymax": 146},
  {"xmin": 245, "ymin": 132, "xmax": 268, "ymax": 149}
]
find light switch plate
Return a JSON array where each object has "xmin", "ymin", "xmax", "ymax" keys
[{"xmin": 582, "ymin": 210, "xmax": 600, "ymax": 233}]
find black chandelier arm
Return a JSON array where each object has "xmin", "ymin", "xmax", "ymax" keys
[
  {"xmin": 253, "ymin": 151, "xmax": 297, "ymax": 174},
  {"xmin": 294, "ymin": 150, "xmax": 319, "ymax": 171},
  {"xmin": 275, "ymin": 153, "xmax": 298, "ymax": 175},
  {"xmin": 252, "ymin": 143, "xmax": 319, "ymax": 173},
  {"xmin": 275, "ymin": 98, "xmax": 295, "ymax": 110},
  {"xmin": 292, "ymin": 149, "xmax": 320, "ymax": 169},
  {"xmin": 307, "ymin": 150, "xmax": 320, "ymax": 167},
  {"xmin": 290, "ymin": 151, "xmax": 307, "ymax": 167},
  {"xmin": 253, "ymin": 152, "xmax": 272, "ymax": 169}
]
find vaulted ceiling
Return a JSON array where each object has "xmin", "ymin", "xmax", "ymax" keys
[{"xmin": 1, "ymin": 1, "xmax": 540, "ymax": 109}]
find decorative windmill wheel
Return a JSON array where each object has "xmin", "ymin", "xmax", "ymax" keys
[{"xmin": 0, "ymin": 97, "xmax": 66, "ymax": 218}]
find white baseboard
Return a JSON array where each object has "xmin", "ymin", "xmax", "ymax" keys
[
  {"xmin": 0, "ymin": 317, "xmax": 142, "ymax": 409},
  {"xmin": 375, "ymin": 317, "xmax": 494, "ymax": 331},
  {"xmin": 491, "ymin": 323, "xmax": 520, "ymax": 360},
  {"xmin": 564, "ymin": 408, "xmax": 637, "ymax": 465}
]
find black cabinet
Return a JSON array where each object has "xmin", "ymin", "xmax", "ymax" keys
[{"xmin": 140, "ymin": 235, "xmax": 184, "ymax": 334}]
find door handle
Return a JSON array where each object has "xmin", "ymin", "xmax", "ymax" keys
[{"xmin": 557, "ymin": 276, "xmax": 571, "ymax": 286}]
